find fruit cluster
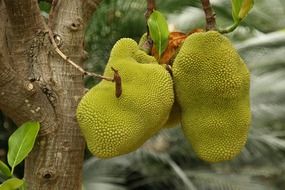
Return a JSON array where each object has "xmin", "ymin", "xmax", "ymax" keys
[{"xmin": 76, "ymin": 31, "xmax": 251, "ymax": 162}]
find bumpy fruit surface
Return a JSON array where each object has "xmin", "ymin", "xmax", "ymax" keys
[
  {"xmin": 76, "ymin": 38, "xmax": 174, "ymax": 158},
  {"xmin": 172, "ymin": 31, "xmax": 251, "ymax": 162}
]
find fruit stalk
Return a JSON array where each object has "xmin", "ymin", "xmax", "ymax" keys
[
  {"xmin": 47, "ymin": 28, "xmax": 114, "ymax": 82},
  {"xmin": 144, "ymin": 0, "xmax": 156, "ymax": 52},
  {"xmin": 200, "ymin": 0, "xmax": 216, "ymax": 31}
]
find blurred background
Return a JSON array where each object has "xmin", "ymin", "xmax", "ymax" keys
[{"xmin": 1, "ymin": 0, "xmax": 285, "ymax": 189}]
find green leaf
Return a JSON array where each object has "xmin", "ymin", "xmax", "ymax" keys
[
  {"xmin": 238, "ymin": 0, "xmax": 254, "ymax": 20},
  {"xmin": 231, "ymin": 0, "xmax": 243, "ymax": 23},
  {"xmin": 231, "ymin": 0, "xmax": 254, "ymax": 23},
  {"xmin": 147, "ymin": 10, "xmax": 169, "ymax": 57},
  {"xmin": 0, "ymin": 161, "xmax": 11, "ymax": 178},
  {"xmin": 0, "ymin": 178, "xmax": 24, "ymax": 190},
  {"xmin": 8, "ymin": 121, "xmax": 40, "ymax": 174}
]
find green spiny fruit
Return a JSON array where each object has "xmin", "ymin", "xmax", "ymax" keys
[
  {"xmin": 172, "ymin": 31, "xmax": 251, "ymax": 162},
  {"xmin": 138, "ymin": 33, "xmax": 181, "ymax": 129},
  {"xmin": 77, "ymin": 38, "xmax": 174, "ymax": 158}
]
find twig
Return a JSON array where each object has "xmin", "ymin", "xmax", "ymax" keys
[
  {"xmin": 218, "ymin": 22, "xmax": 240, "ymax": 34},
  {"xmin": 143, "ymin": 0, "xmax": 156, "ymax": 53},
  {"xmin": 200, "ymin": 0, "xmax": 216, "ymax": 31},
  {"xmin": 48, "ymin": 1, "xmax": 108, "ymax": 79},
  {"xmin": 47, "ymin": 29, "xmax": 114, "ymax": 81},
  {"xmin": 47, "ymin": 28, "xmax": 124, "ymax": 97},
  {"xmin": 47, "ymin": 29, "xmax": 124, "ymax": 97},
  {"xmin": 145, "ymin": 0, "xmax": 156, "ymax": 36},
  {"xmin": 145, "ymin": 0, "xmax": 156, "ymax": 24}
]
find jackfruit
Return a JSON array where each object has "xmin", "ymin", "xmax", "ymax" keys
[
  {"xmin": 76, "ymin": 38, "xmax": 174, "ymax": 158},
  {"xmin": 138, "ymin": 33, "xmax": 181, "ymax": 129},
  {"xmin": 172, "ymin": 31, "xmax": 251, "ymax": 162}
]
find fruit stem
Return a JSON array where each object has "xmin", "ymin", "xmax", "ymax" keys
[
  {"xmin": 145, "ymin": 0, "xmax": 156, "ymax": 20},
  {"xmin": 47, "ymin": 28, "xmax": 113, "ymax": 82},
  {"xmin": 218, "ymin": 21, "xmax": 240, "ymax": 34},
  {"xmin": 144, "ymin": 0, "xmax": 156, "ymax": 53},
  {"xmin": 111, "ymin": 67, "xmax": 122, "ymax": 98},
  {"xmin": 200, "ymin": 0, "xmax": 217, "ymax": 31}
]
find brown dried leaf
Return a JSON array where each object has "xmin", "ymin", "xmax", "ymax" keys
[{"xmin": 151, "ymin": 29, "xmax": 204, "ymax": 65}]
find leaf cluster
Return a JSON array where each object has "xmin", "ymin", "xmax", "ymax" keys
[{"xmin": 0, "ymin": 122, "xmax": 40, "ymax": 190}]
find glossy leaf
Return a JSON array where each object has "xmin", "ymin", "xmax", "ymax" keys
[
  {"xmin": 8, "ymin": 121, "xmax": 40, "ymax": 174},
  {"xmin": 231, "ymin": 0, "xmax": 243, "ymax": 22},
  {"xmin": 0, "ymin": 161, "xmax": 11, "ymax": 178},
  {"xmin": 147, "ymin": 10, "xmax": 169, "ymax": 57},
  {"xmin": 238, "ymin": 0, "xmax": 254, "ymax": 20},
  {"xmin": 0, "ymin": 178, "xmax": 24, "ymax": 190},
  {"xmin": 232, "ymin": 0, "xmax": 254, "ymax": 23}
]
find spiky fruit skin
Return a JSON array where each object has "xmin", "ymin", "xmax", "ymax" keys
[
  {"xmin": 77, "ymin": 38, "xmax": 174, "ymax": 158},
  {"xmin": 172, "ymin": 31, "xmax": 251, "ymax": 162}
]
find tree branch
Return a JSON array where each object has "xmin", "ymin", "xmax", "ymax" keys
[
  {"xmin": 145, "ymin": 0, "xmax": 156, "ymax": 38},
  {"xmin": 4, "ymin": 0, "xmax": 46, "ymax": 38},
  {"xmin": 48, "ymin": 0, "xmax": 118, "ymax": 83},
  {"xmin": 0, "ymin": 55, "xmax": 57, "ymax": 136},
  {"xmin": 0, "ymin": 0, "xmax": 57, "ymax": 136},
  {"xmin": 48, "ymin": 0, "xmax": 121, "ymax": 87},
  {"xmin": 22, "ymin": 1, "xmax": 97, "ymax": 188},
  {"xmin": 47, "ymin": 28, "xmax": 123, "ymax": 98},
  {"xmin": 142, "ymin": 0, "xmax": 156, "ymax": 54},
  {"xmin": 145, "ymin": 0, "xmax": 156, "ymax": 22},
  {"xmin": 3, "ymin": 0, "xmax": 47, "ymax": 79},
  {"xmin": 200, "ymin": 0, "xmax": 216, "ymax": 31},
  {"xmin": 47, "ymin": 29, "xmax": 114, "ymax": 81}
]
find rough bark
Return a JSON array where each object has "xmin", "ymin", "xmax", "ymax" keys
[
  {"xmin": 0, "ymin": 0, "xmax": 102, "ymax": 189},
  {"xmin": 0, "ymin": 1, "xmax": 57, "ymax": 135}
]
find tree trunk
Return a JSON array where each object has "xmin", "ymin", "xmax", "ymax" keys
[{"xmin": 0, "ymin": 0, "xmax": 102, "ymax": 189}]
